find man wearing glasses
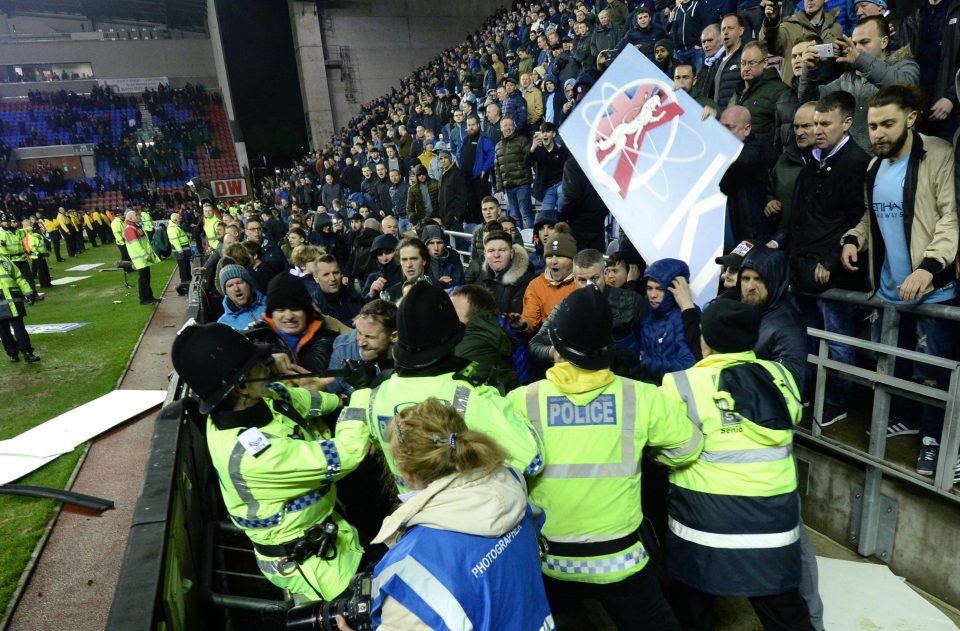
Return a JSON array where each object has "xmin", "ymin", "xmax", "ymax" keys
[{"xmin": 730, "ymin": 41, "xmax": 789, "ymax": 145}]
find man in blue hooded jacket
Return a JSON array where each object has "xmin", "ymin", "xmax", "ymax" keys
[{"xmin": 639, "ymin": 258, "xmax": 700, "ymax": 384}]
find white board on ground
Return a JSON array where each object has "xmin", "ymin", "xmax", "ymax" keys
[
  {"xmin": 0, "ymin": 389, "xmax": 166, "ymax": 485},
  {"xmin": 49, "ymin": 276, "xmax": 91, "ymax": 286},
  {"xmin": 558, "ymin": 46, "xmax": 742, "ymax": 305},
  {"xmin": 25, "ymin": 322, "xmax": 89, "ymax": 334},
  {"xmin": 818, "ymin": 556, "xmax": 958, "ymax": 630},
  {"xmin": 64, "ymin": 263, "xmax": 104, "ymax": 272}
]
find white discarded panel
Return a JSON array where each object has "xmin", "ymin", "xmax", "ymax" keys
[
  {"xmin": 25, "ymin": 323, "xmax": 89, "ymax": 334},
  {"xmin": 64, "ymin": 263, "xmax": 104, "ymax": 272},
  {"xmin": 559, "ymin": 46, "xmax": 742, "ymax": 305},
  {"xmin": 0, "ymin": 389, "xmax": 166, "ymax": 484},
  {"xmin": 50, "ymin": 276, "xmax": 91, "ymax": 286},
  {"xmin": 818, "ymin": 557, "xmax": 959, "ymax": 630}
]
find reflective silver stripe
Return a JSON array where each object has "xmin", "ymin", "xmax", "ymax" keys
[
  {"xmin": 372, "ymin": 556, "xmax": 473, "ymax": 631},
  {"xmin": 543, "ymin": 545, "xmax": 647, "ymax": 576},
  {"xmin": 525, "ymin": 383, "xmax": 543, "ymax": 437},
  {"xmin": 660, "ymin": 426, "xmax": 703, "ymax": 459},
  {"xmin": 452, "ymin": 384, "xmax": 470, "ymax": 416},
  {"xmin": 229, "ymin": 439, "xmax": 259, "ymax": 522},
  {"xmin": 699, "ymin": 444, "xmax": 793, "ymax": 464},
  {"xmin": 368, "ymin": 384, "xmax": 381, "ymax": 437},
  {"xmin": 541, "ymin": 380, "xmax": 637, "ymax": 480},
  {"xmin": 337, "ymin": 407, "xmax": 366, "ymax": 425},
  {"xmin": 308, "ymin": 390, "xmax": 328, "ymax": 417},
  {"xmin": 668, "ymin": 516, "xmax": 801, "ymax": 549},
  {"xmin": 670, "ymin": 370, "xmax": 702, "ymax": 429}
]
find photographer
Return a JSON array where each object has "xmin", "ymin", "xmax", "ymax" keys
[
  {"xmin": 171, "ymin": 323, "xmax": 370, "ymax": 601},
  {"xmin": 335, "ymin": 398, "xmax": 553, "ymax": 631}
]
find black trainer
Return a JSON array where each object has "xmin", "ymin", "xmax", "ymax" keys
[{"xmin": 23, "ymin": 352, "xmax": 40, "ymax": 363}]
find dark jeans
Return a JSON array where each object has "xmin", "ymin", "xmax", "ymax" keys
[
  {"xmin": 669, "ymin": 582, "xmax": 815, "ymax": 631},
  {"xmin": 14, "ymin": 260, "xmax": 36, "ymax": 294},
  {"xmin": 137, "ymin": 267, "xmax": 154, "ymax": 302},
  {"xmin": 888, "ymin": 307, "xmax": 958, "ymax": 440},
  {"xmin": 32, "ymin": 257, "xmax": 52, "ymax": 288},
  {"xmin": 0, "ymin": 316, "xmax": 33, "ymax": 357},
  {"xmin": 175, "ymin": 252, "xmax": 192, "ymax": 285},
  {"xmin": 465, "ymin": 176, "xmax": 489, "ymax": 223},
  {"xmin": 63, "ymin": 230, "xmax": 76, "ymax": 256},
  {"xmin": 739, "ymin": 5, "xmax": 763, "ymax": 40},
  {"xmin": 794, "ymin": 294, "xmax": 859, "ymax": 406},
  {"xmin": 50, "ymin": 231, "xmax": 64, "ymax": 261},
  {"xmin": 118, "ymin": 244, "xmax": 130, "ymax": 262},
  {"xmin": 545, "ymin": 564, "xmax": 680, "ymax": 631}
]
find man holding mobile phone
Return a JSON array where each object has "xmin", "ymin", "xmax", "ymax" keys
[{"xmin": 760, "ymin": 0, "xmax": 844, "ymax": 86}]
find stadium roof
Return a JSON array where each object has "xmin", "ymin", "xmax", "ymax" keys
[{"xmin": 0, "ymin": 0, "xmax": 208, "ymax": 32}]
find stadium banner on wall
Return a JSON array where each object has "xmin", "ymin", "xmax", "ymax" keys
[
  {"xmin": 558, "ymin": 46, "xmax": 742, "ymax": 304},
  {"xmin": 211, "ymin": 178, "xmax": 249, "ymax": 198},
  {"xmin": 98, "ymin": 77, "xmax": 169, "ymax": 93}
]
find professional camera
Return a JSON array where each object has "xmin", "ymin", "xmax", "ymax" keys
[{"xmin": 286, "ymin": 571, "xmax": 373, "ymax": 631}]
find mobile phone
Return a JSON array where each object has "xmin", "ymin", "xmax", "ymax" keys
[{"xmin": 813, "ymin": 43, "xmax": 835, "ymax": 59}]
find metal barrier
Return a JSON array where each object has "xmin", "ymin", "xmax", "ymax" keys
[{"xmin": 800, "ymin": 288, "xmax": 960, "ymax": 560}]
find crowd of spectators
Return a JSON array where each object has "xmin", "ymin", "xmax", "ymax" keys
[
  {"xmin": 243, "ymin": 0, "xmax": 959, "ymax": 492},
  {"xmin": 0, "ymin": 83, "xmax": 221, "ymax": 215}
]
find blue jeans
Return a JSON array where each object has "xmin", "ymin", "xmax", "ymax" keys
[
  {"xmin": 541, "ymin": 180, "xmax": 564, "ymax": 211},
  {"xmin": 506, "ymin": 183, "xmax": 535, "ymax": 230},
  {"xmin": 674, "ymin": 47, "xmax": 705, "ymax": 75},
  {"xmin": 886, "ymin": 307, "xmax": 958, "ymax": 440},
  {"xmin": 795, "ymin": 294, "xmax": 858, "ymax": 407},
  {"xmin": 398, "ymin": 216, "xmax": 411, "ymax": 233}
]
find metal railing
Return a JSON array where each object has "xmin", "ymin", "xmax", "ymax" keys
[{"xmin": 800, "ymin": 288, "xmax": 960, "ymax": 560}]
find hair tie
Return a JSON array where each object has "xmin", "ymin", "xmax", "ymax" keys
[{"xmin": 449, "ymin": 432, "xmax": 458, "ymax": 452}]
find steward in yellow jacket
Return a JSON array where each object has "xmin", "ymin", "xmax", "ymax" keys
[{"xmin": 659, "ymin": 300, "xmax": 814, "ymax": 631}]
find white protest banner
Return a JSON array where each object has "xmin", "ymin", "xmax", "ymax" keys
[
  {"xmin": 98, "ymin": 77, "xmax": 169, "ymax": 93},
  {"xmin": 559, "ymin": 46, "xmax": 742, "ymax": 304}
]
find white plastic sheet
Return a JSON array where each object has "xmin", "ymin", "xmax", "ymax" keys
[
  {"xmin": 49, "ymin": 276, "xmax": 91, "ymax": 286},
  {"xmin": 64, "ymin": 263, "xmax": 104, "ymax": 272},
  {"xmin": 819, "ymin": 556, "xmax": 958, "ymax": 630},
  {"xmin": 0, "ymin": 389, "xmax": 165, "ymax": 485}
]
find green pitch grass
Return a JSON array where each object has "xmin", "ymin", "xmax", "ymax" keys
[{"xmin": 0, "ymin": 244, "xmax": 175, "ymax": 616}]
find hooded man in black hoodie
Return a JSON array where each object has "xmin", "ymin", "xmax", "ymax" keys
[{"xmin": 737, "ymin": 247, "xmax": 808, "ymax": 392}]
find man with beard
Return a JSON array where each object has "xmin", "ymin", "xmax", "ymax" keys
[
  {"xmin": 457, "ymin": 114, "xmax": 496, "ymax": 222},
  {"xmin": 842, "ymin": 84, "xmax": 959, "ymax": 479}
]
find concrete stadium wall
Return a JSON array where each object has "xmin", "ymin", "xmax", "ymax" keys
[
  {"xmin": 292, "ymin": 0, "xmax": 511, "ymax": 146},
  {"xmin": 796, "ymin": 444, "xmax": 960, "ymax": 608},
  {"xmin": 0, "ymin": 38, "xmax": 217, "ymax": 82}
]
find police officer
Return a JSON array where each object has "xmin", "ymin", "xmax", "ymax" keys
[
  {"xmin": 167, "ymin": 211, "xmax": 193, "ymax": 291},
  {"xmin": 660, "ymin": 300, "xmax": 814, "ymax": 631},
  {"xmin": 508, "ymin": 286, "xmax": 703, "ymax": 631},
  {"xmin": 171, "ymin": 323, "xmax": 369, "ymax": 601},
  {"xmin": 344, "ymin": 280, "xmax": 545, "ymax": 495},
  {"xmin": 0, "ymin": 250, "xmax": 39, "ymax": 363},
  {"xmin": 0, "ymin": 219, "xmax": 35, "ymax": 294},
  {"xmin": 26, "ymin": 220, "xmax": 52, "ymax": 289}
]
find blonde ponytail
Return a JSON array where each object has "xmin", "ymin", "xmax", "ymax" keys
[{"xmin": 388, "ymin": 398, "xmax": 508, "ymax": 487}]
